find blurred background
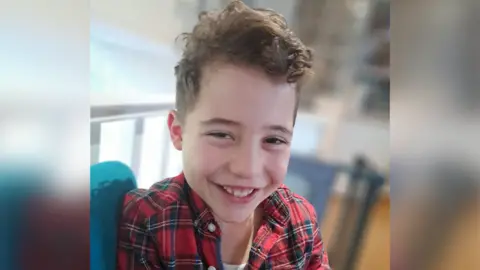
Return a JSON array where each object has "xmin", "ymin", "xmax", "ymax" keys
[
  {"xmin": 1, "ymin": 0, "xmax": 478, "ymax": 269},
  {"xmin": 90, "ymin": 0, "xmax": 390, "ymax": 269}
]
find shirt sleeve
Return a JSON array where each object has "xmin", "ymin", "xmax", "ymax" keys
[
  {"xmin": 116, "ymin": 193, "xmax": 162, "ymax": 270},
  {"xmin": 307, "ymin": 224, "xmax": 331, "ymax": 270},
  {"xmin": 306, "ymin": 205, "xmax": 331, "ymax": 270}
]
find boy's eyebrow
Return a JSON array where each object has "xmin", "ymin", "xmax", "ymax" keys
[
  {"xmin": 201, "ymin": 118, "xmax": 293, "ymax": 136},
  {"xmin": 201, "ymin": 118, "xmax": 241, "ymax": 126},
  {"xmin": 268, "ymin": 125, "xmax": 293, "ymax": 136}
]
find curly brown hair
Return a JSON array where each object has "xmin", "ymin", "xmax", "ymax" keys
[{"xmin": 174, "ymin": 0, "xmax": 313, "ymax": 121}]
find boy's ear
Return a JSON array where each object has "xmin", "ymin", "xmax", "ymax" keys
[{"xmin": 167, "ymin": 110, "xmax": 183, "ymax": 150}]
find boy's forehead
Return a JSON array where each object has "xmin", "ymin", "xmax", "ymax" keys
[{"xmin": 192, "ymin": 64, "xmax": 296, "ymax": 127}]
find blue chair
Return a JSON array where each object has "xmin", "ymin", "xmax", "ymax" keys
[{"xmin": 90, "ymin": 161, "xmax": 137, "ymax": 270}]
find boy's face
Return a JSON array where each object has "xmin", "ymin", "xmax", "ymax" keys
[{"xmin": 168, "ymin": 63, "xmax": 296, "ymax": 223}]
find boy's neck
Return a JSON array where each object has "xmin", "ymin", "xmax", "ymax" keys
[{"xmin": 216, "ymin": 208, "xmax": 263, "ymax": 265}]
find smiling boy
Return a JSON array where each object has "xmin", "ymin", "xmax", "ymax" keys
[{"xmin": 117, "ymin": 1, "xmax": 330, "ymax": 269}]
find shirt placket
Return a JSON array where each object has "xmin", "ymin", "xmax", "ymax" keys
[{"xmin": 195, "ymin": 219, "xmax": 223, "ymax": 270}]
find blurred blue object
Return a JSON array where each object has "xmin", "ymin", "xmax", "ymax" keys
[
  {"xmin": 0, "ymin": 182, "xmax": 28, "ymax": 270},
  {"xmin": 285, "ymin": 155, "xmax": 338, "ymax": 222},
  {"xmin": 0, "ymin": 167, "xmax": 45, "ymax": 270},
  {"xmin": 90, "ymin": 161, "xmax": 137, "ymax": 270}
]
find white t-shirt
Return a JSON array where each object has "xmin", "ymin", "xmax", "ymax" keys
[{"xmin": 223, "ymin": 263, "xmax": 247, "ymax": 270}]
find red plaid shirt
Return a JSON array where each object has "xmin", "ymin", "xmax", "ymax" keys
[{"xmin": 117, "ymin": 173, "xmax": 330, "ymax": 269}]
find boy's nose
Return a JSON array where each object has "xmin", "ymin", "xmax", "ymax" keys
[{"xmin": 228, "ymin": 143, "xmax": 262, "ymax": 180}]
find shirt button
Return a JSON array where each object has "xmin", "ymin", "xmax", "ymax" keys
[
  {"xmin": 207, "ymin": 223, "xmax": 216, "ymax": 232},
  {"xmin": 207, "ymin": 266, "xmax": 216, "ymax": 270}
]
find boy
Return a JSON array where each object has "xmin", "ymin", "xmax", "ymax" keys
[{"xmin": 117, "ymin": 1, "xmax": 330, "ymax": 269}]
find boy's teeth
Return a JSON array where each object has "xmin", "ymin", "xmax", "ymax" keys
[{"xmin": 222, "ymin": 186, "xmax": 254, "ymax": 197}]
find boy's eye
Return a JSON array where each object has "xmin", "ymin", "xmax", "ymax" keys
[
  {"xmin": 208, "ymin": 132, "xmax": 233, "ymax": 140},
  {"xmin": 264, "ymin": 137, "xmax": 287, "ymax": 145}
]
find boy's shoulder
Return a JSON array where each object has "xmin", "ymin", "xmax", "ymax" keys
[
  {"xmin": 271, "ymin": 185, "xmax": 319, "ymax": 225},
  {"xmin": 122, "ymin": 175, "xmax": 187, "ymax": 218}
]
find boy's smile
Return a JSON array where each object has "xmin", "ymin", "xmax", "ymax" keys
[{"xmin": 212, "ymin": 182, "xmax": 259, "ymax": 204}]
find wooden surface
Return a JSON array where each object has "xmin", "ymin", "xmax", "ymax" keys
[{"xmin": 321, "ymin": 193, "xmax": 390, "ymax": 270}]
